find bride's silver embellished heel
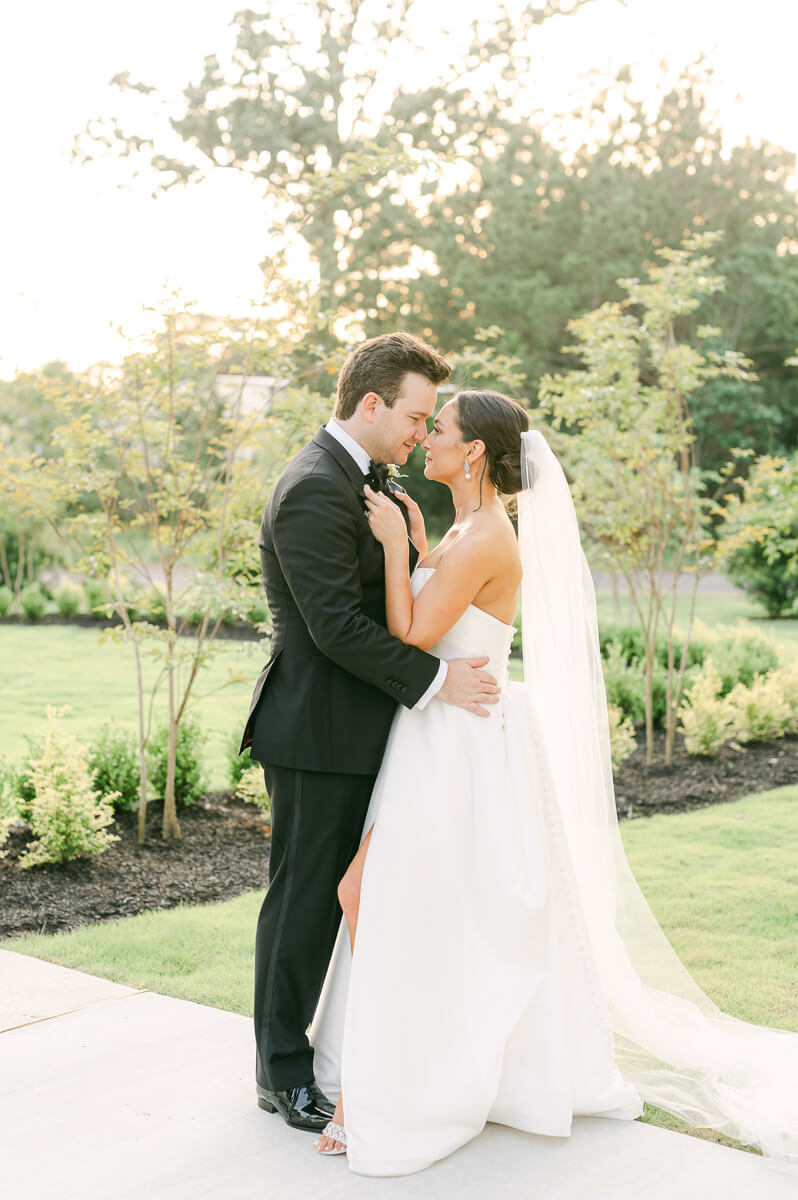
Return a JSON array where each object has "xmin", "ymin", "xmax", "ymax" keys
[{"xmin": 314, "ymin": 1120, "xmax": 348, "ymax": 1156}]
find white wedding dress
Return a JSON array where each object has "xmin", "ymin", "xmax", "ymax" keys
[
  {"xmin": 311, "ymin": 431, "xmax": 798, "ymax": 1177},
  {"xmin": 310, "ymin": 567, "xmax": 642, "ymax": 1176}
]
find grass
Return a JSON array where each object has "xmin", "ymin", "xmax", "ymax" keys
[
  {"xmin": 2, "ymin": 590, "xmax": 795, "ymax": 786},
  {"xmin": 7, "ymin": 785, "xmax": 797, "ymax": 1155},
  {"xmin": 0, "ymin": 625, "xmax": 265, "ymax": 790},
  {"xmin": 623, "ymin": 785, "xmax": 798, "ymax": 1153},
  {"xmin": 619, "ymin": 785, "xmax": 798, "ymax": 1030},
  {"xmin": 4, "ymin": 892, "xmax": 264, "ymax": 1015},
  {"xmin": 595, "ymin": 589, "xmax": 798, "ymax": 647}
]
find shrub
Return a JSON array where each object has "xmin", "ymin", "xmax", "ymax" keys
[
  {"xmin": 727, "ymin": 675, "xmax": 792, "ymax": 744},
  {"xmin": 226, "ymin": 727, "xmax": 252, "ymax": 787},
  {"xmin": 84, "ymin": 577, "xmax": 109, "ymax": 615},
  {"xmin": 775, "ymin": 662, "xmax": 798, "ymax": 733},
  {"xmin": 0, "ymin": 586, "xmax": 12, "ymax": 618},
  {"xmin": 599, "ymin": 626, "xmax": 708, "ymax": 673},
  {"xmin": 148, "ymin": 717, "xmax": 206, "ymax": 808},
  {"xmin": 139, "ymin": 586, "xmax": 167, "ymax": 624},
  {"xmin": 0, "ymin": 759, "xmax": 21, "ymax": 860},
  {"xmin": 602, "ymin": 642, "xmax": 647, "ymax": 725},
  {"xmin": 55, "ymin": 582, "xmax": 83, "ymax": 617},
  {"xmin": 236, "ymin": 764, "xmax": 271, "ymax": 818},
  {"xmin": 720, "ymin": 453, "xmax": 798, "ymax": 617},
  {"xmin": 88, "ymin": 722, "xmax": 140, "ymax": 811},
  {"xmin": 607, "ymin": 703, "xmax": 636, "ymax": 769},
  {"xmin": 19, "ymin": 582, "xmax": 47, "ymax": 621},
  {"xmin": 707, "ymin": 628, "xmax": 780, "ymax": 695},
  {"xmin": 600, "ymin": 642, "xmax": 671, "ymax": 727},
  {"xmin": 678, "ymin": 663, "xmax": 734, "ymax": 756},
  {"xmin": 599, "ymin": 632, "xmax": 703, "ymax": 729},
  {"xmin": 19, "ymin": 707, "xmax": 118, "ymax": 868},
  {"xmin": 245, "ymin": 599, "xmax": 269, "ymax": 627},
  {"xmin": 727, "ymin": 537, "xmax": 798, "ymax": 617}
]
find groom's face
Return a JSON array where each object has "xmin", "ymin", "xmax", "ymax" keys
[{"xmin": 372, "ymin": 372, "xmax": 438, "ymax": 465}]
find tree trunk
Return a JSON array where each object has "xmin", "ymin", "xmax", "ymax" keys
[
  {"xmin": 134, "ymin": 652, "xmax": 149, "ymax": 845},
  {"xmin": 0, "ymin": 536, "xmax": 11, "ymax": 590},
  {"xmin": 14, "ymin": 529, "xmax": 25, "ymax": 599},
  {"xmin": 137, "ymin": 746, "xmax": 149, "ymax": 845},
  {"xmin": 664, "ymin": 633, "xmax": 676, "ymax": 766},
  {"xmin": 161, "ymin": 635, "xmax": 181, "ymax": 840},
  {"xmin": 644, "ymin": 646, "xmax": 655, "ymax": 765}
]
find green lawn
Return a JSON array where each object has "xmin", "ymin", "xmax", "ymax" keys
[
  {"xmin": 1, "ymin": 587, "xmax": 795, "ymax": 787},
  {"xmin": 595, "ymin": 589, "xmax": 798, "ymax": 647},
  {"xmin": 0, "ymin": 625, "xmax": 267, "ymax": 790}
]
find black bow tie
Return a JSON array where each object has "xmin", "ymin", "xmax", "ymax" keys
[{"xmin": 367, "ymin": 461, "xmax": 390, "ymax": 493}]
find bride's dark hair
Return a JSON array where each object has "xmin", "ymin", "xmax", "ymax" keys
[{"xmin": 455, "ymin": 390, "xmax": 529, "ymax": 498}]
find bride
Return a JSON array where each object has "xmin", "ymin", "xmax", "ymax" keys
[{"xmin": 309, "ymin": 389, "xmax": 798, "ymax": 1176}]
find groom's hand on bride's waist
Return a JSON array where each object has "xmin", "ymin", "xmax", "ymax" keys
[{"xmin": 438, "ymin": 656, "xmax": 499, "ymax": 718}]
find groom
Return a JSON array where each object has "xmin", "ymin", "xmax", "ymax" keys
[{"xmin": 240, "ymin": 331, "xmax": 500, "ymax": 1133}]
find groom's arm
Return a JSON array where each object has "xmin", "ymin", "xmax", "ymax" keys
[{"xmin": 272, "ymin": 473, "xmax": 439, "ymax": 707}]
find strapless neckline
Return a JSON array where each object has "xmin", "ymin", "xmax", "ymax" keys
[{"xmin": 412, "ymin": 566, "xmax": 516, "ymax": 633}]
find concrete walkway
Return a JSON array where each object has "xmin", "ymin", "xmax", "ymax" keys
[{"xmin": 2, "ymin": 950, "xmax": 797, "ymax": 1200}]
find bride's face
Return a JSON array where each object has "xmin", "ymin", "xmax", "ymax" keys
[{"xmin": 421, "ymin": 400, "xmax": 471, "ymax": 483}]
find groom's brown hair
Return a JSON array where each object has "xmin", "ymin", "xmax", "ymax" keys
[{"xmin": 335, "ymin": 332, "xmax": 450, "ymax": 421}]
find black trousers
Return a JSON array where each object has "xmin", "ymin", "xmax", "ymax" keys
[{"xmin": 254, "ymin": 765, "xmax": 376, "ymax": 1092}]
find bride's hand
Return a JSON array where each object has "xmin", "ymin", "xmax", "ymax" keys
[
  {"xmin": 364, "ymin": 485, "xmax": 409, "ymax": 551},
  {"xmin": 394, "ymin": 490, "xmax": 427, "ymax": 558}
]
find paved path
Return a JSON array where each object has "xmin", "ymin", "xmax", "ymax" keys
[
  {"xmin": 2, "ymin": 950, "xmax": 797, "ymax": 1199},
  {"xmin": 592, "ymin": 571, "xmax": 744, "ymax": 595}
]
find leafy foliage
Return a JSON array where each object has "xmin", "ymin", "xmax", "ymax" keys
[
  {"xmin": 76, "ymin": 3, "xmax": 593, "ymax": 314},
  {"xmin": 235, "ymin": 764, "xmax": 271, "ymax": 818},
  {"xmin": 88, "ymin": 722, "xmax": 140, "ymax": 812},
  {"xmin": 539, "ymin": 232, "xmax": 754, "ymax": 762},
  {"xmin": 19, "ymin": 582, "xmax": 47, "ymax": 620},
  {"xmin": 719, "ymin": 454, "xmax": 798, "ymax": 617},
  {"xmin": 19, "ymin": 707, "xmax": 118, "ymax": 868},
  {"xmin": 678, "ymin": 663, "xmax": 734, "ymax": 756},
  {"xmin": 706, "ymin": 628, "xmax": 781, "ymax": 695},
  {"xmin": 225, "ymin": 727, "xmax": 252, "ymax": 787},
  {"xmin": 600, "ymin": 641, "xmax": 671, "ymax": 729},
  {"xmin": 726, "ymin": 675, "xmax": 793, "ymax": 744},
  {"xmin": 147, "ymin": 717, "xmax": 207, "ymax": 809},
  {"xmin": 607, "ymin": 703, "xmax": 636, "ymax": 769},
  {"xmin": 55, "ymin": 582, "xmax": 83, "ymax": 617}
]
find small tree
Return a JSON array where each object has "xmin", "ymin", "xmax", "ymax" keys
[
  {"xmin": 539, "ymin": 232, "xmax": 754, "ymax": 764},
  {"xmin": 36, "ymin": 301, "xmax": 310, "ymax": 841}
]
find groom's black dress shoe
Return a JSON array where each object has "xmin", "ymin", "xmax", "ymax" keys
[{"xmin": 257, "ymin": 1081, "xmax": 335, "ymax": 1131}]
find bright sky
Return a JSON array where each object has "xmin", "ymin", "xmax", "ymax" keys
[{"xmin": 1, "ymin": 0, "xmax": 796, "ymax": 378}]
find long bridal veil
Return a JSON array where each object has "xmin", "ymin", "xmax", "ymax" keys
[{"xmin": 519, "ymin": 429, "xmax": 798, "ymax": 1165}]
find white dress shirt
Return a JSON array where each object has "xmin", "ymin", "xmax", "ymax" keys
[{"xmin": 325, "ymin": 419, "xmax": 447, "ymax": 709}]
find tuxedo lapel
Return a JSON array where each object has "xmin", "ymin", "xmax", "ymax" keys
[
  {"xmin": 312, "ymin": 426, "xmax": 420, "ymax": 567},
  {"xmin": 312, "ymin": 427, "xmax": 366, "ymax": 495}
]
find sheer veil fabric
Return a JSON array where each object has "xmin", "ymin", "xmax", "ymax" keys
[{"xmin": 519, "ymin": 429, "xmax": 798, "ymax": 1165}]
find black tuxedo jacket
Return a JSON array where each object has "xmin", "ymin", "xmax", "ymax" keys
[{"xmin": 241, "ymin": 427, "xmax": 440, "ymax": 774}]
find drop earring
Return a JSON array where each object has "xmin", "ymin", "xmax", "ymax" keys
[{"xmin": 464, "ymin": 458, "xmax": 471, "ymax": 479}]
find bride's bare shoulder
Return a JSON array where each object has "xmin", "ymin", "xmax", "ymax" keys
[{"xmin": 462, "ymin": 509, "xmax": 521, "ymax": 575}]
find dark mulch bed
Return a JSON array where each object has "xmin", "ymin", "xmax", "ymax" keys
[
  {"xmin": 613, "ymin": 729, "xmax": 798, "ymax": 817},
  {"xmin": 0, "ymin": 793, "xmax": 271, "ymax": 940},
  {"xmin": 2, "ymin": 732, "xmax": 797, "ymax": 942},
  {"xmin": 0, "ymin": 613, "xmax": 261, "ymax": 642}
]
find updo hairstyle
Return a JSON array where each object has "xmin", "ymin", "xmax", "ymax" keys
[{"xmin": 455, "ymin": 389, "xmax": 529, "ymax": 497}]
